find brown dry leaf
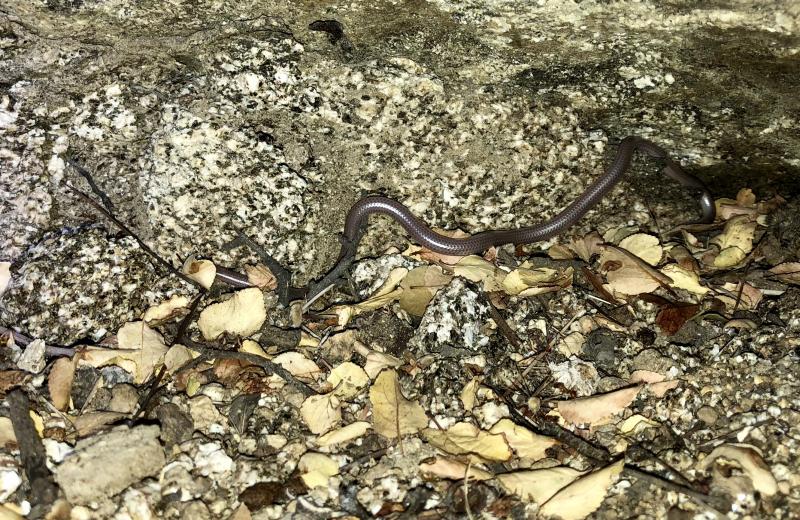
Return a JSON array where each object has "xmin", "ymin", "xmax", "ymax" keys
[
  {"xmin": 0, "ymin": 416, "xmax": 16, "ymax": 444},
  {"xmin": 419, "ymin": 457, "xmax": 493, "ymax": 481},
  {"xmin": 142, "ymin": 295, "xmax": 190, "ymax": 323},
  {"xmin": 272, "ymin": 351, "xmax": 321, "ymax": 379},
  {"xmin": 369, "ymin": 369, "xmax": 428, "ymax": 439},
  {"xmin": 569, "ymin": 232, "xmax": 604, "ymax": 262},
  {"xmin": 599, "ymin": 245, "xmax": 666, "ymax": 296},
  {"xmin": 412, "ymin": 228, "xmax": 471, "ymax": 265},
  {"xmin": 327, "ymin": 362, "xmax": 369, "ymax": 399},
  {"xmin": 716, "ymin": 282, "xmax": 764, "ymax": 311},
  {"xmin": 497, "ymin": 466, "xmax": 584, "ymax": 504},
  {"xmin": 539, "ymin": 460, "xmax": 625, "ymax": 519},
  {"xmin": 628, "ymin": 370, "xmax": 665, "ymax": 384},
  {"xmin": 197, "ymin": 287, "xmax": 266, "ymax": 340},
  {"xmin": 489, "ymin": 418, "xmax": 558, "ymax": 461},
  {"xmin": 548, "ymin": 244, "xmax": 575, "ymax": 260},
  {"xmin": 298, "ymin": 452, "xmax": 340, "ymax": 488},
  {"xmin": 666, "ymin": 245, "xmax": 700, "ymax": 273},
  {"xmin": 618, "ymin": 233, "xmax": 663, "ymax": 266},
  {"xmin": 422, "ymin": 422, "xmax": 512, "ymax": 462},
  {"xmin": 716, "ymin": 188, "xmax": 758, "ymax": 220},
  {"xmin": 48, "ymin": 357, "xmax": 76, "ymax": 411},
  {"xmin": 300, "ymin": 392, "xmax": 341, "ymax": 435},
  {"xmin": 710, "ymin": 215, "xmax": 757, "ymax": 268},
  {"xmin": 660, "ymin": 264, "xmax": 708, "ymax": 295},
  {"xmin": 316, "ymin": 421, "xmax": 371, "ymax": 447},
  {"xmin": 71, "ymin": 411, "xmax": 127, "ymax": 438},
  {"xmin": 329, "ymin": 267, "xmax": 408, "ymax": 326},
  {"xmin": 183, "ymin": 257, "xmax": 216, "ymax": 289},
  {"xmin": 243, "ymin": 264, "xmax": 278, "ymax": 290},
  {"xmin": 698, "ymin": 444, "xmax": 777, "ymax": 497},
  {"xmin": 556, "ymin": 332, "xmax": 585, "ymax": 356},
  {"xmin": 603, "ymin": 225, "xmax": 639, "ymax": 244},
  {"xmin": 647, "ymin": 379, "xmax": 679, "ymax": 397},
  {"xmin": 557, "ymin": 386, "xmax": 641, "ymax": 427},
  {"xmin": 452, "ymin": 256, "xmax": 505, "ymax": 292},
  {"xmin": 399, "ymin": 265, "xmax": 452, "ymax": 316},
  {"xmin": 502, "ymin": 265, "xmax": 573, "ymax": 296},
  {"xmin": 769, "ymin": 262, "xmax": 800, "ymax": 285},
  {"xmin": 655, "ymin": 304, "xmax": 701, "ymax": 336}
]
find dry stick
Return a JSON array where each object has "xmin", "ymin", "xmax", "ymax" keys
[
  {"xmin": 66, "ymin": 157, "xmax": 116, "ymax": 212},
  {"xmin": 622, "ymin": 467, "xmax": 725, "ymax": 517},
  {"xmin": 63, "ymin": 181, "xmax": 203, "ymax": 291},
  {"xmin": 0, "ymin": 326, "xmax": 75, "ymax": 357},
  {"xmin": 7, "ymin": 390, "xmax": 59, "ymax": 513}
]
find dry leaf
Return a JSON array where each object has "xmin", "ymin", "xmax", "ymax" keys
[
  {"xmin": 0, "ymin": 262, "xmax": 9, "ymax": 296},
  {"xmin": 618, "ymin": 233, "xmax": 663, "ymax": 266},
  {"xmin": 698, "ymin": 444, "xmax": 777, "ymax": 497},
  {"xmin": 548, "ymin": 244, "xmax": 575, "ymax": 260},
  {"xmin": 243, "ymin": 264, "xmax": 277, "ymax": 290},
  {"xmin": 489, "ymin": 418, "xmax": 558, "ymax": 461},
  {"xmin": 502, "ymin": 265, "xmax": 573, "ymax": 296},
  {"xmin": 656, "ymin": 304, "xmax": 701, "ymax": 336},
  {"xmin": 539, "ymin": 460, "xmax": 625, "ymax": 519},
  {"xmin": 628, "ymin": 370, "xmax": 665, "ymax": 384},
  {"xmin": 660, "ymin": 264, "xmax": 708, "ymax": 295},
  {"xmin": 143, "ymin": 295, "xmax": 190, "ymax": 323},
  {"xmin": 452, "ymin": 256, "xmax": 505, "ymax": 292},
  {"xmin": 618, "ymin": 414, "xmax": 661, "ymax": 435},
  {"xmin": 710, "ymin": 215, "xmax": 757, "ymax": 268},
  {"xmin": 183, "ymin": 257, "xmax": 216, "ymax": 289},
  {"xmin": 412, "ymin": 228, "xmax": 471, "ymax": 265},
  {"xmin": 327, "ymin": 362, "xmax": 369, "ymax": 399},
  {"xmin": 329, "ymin": 268, "xmax": 408, "ymax": 326},
  {"xmin": 316, "ymin": 421, "xmax": 371, "ymax": 447},
  {"xmin": 769, "ymin": 262, "xmax": 800, "ymax": 285},
  {"xmin": 569, "ymin": 232, "xmax": 604, "ymax": 262},
  {"xmin": 497, "ymin": 466, "xmax": 584, "ymax": 504},
  {"xmin": 557, "ymin": 386, "xmax": 641, "ymax": 427},
  {"xmin": 422, "ymin": 422, "xmax": 512, "ymax": 462},
  {"xmin": 399, "ymin": 265, "xmax": 452, "ymax": 316},
  {"xmin": 370, "ymin": 370, "xmax": 428, "ymax": 439},
  {"xmin": 716, "ymin": 282, "xmax": 763, "ymax": 311},
  {"xmin": 300, "ymin": 393, "xmax": 341, "ymax": 435},
  {"xmin": 80, "ymin": 322, "xmax": 169, "ymax": 384},
  {"xmin": 48, "ymin": 357, "xmax": 75, "ymax": 411},
  {"xmin": 71, "ymin": 411, "xmax": 127, "ymax": 437},
  {"xmin": 272, "ymin": 351, "xmax": 321, "ymax": 379},
  {"xmin": 362, "ymin": 350, "xmax": 404, "ymax": 380},
  {"xmin": 163, "ymin": 344, "xmax": 195, "ymax": 372},
  {"xmin": 298, "ymin": 452, "xmax": 340, "ymax": 488},
  {"xmin": 0, "ymin": 416, "xmax": 16, "ymax": 444},
  {"xmin": 599, "ymin": 245, "xmax": 669, "ymax": 296},
  {"xmin": 239, "ymin": 339, "xmax": 269, "ymax": 359},
  {"xmin": 556, "ymin": 332, "xmax": 585, "ymax": 356},
  {"xmin": 460, "ymin": 377, "xmax": 481, "ymax": 411},
  {"xmin": 419, "ymin": 457, "xmax": 493, "ymax": 481},
  {"xmin": 197, "ymin": 288, "xmax": 266, "ymax": 340},
  {"xmin": 647, "ymin": 379, "xmax": 679, "ymax": 397}
]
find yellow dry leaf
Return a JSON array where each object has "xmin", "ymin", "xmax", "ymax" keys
[
  {"xmin": 599, "ymin": 245, "xmax": 667, "ymax": 296},
  {"xmin": 298, "ymin": 452, "xmax": 340, "ymax": 488},
  {"xmin": 316, "ymin": 421, "xmax": 371, "ymax": 447},
  {"xmin": 0, "ymin": 262, "xmax": 10, "ymax": 297},
  {"xmin": 197, "ymin": 288, "xmax": 266, "ymax": 340},
  {"xmin": 243, "ymin": 264, "xmax": 278, "ymax": 290},
  {"xmin": 556, "ymin": 332, "xmax": 585, "ymax": 356},
  {"xmin": 164, "ymin": 344, "xmax": 196, "ymax": 372},
  {"xmin": 569, "ymin": 232, "xmax": 604, "ymax": 262},
  {"xmin": 411, "ymin": 228, "xmax": 471, "ymax": 265},
  {"xmin": 539, "ymin": 460, "xmax": 625, "ymax": 519},
  {"xmin": 547, "ymin": 244, "xmax": 575, "ymax": 260},
  {"xmin": 716, "ymin": 282, "xmax": 763, "ymax": 311},
  {"xmin": 556, "ymin": 386, "xmax": 642, "ymax": 427},
  {"xmin": 460, "ymin": 377, "xmax": 481, "ymax": 411},
  {"xmin": 239, "ymin": 339, "xmax": 269, "ymax": 359},
  {"xmin": 80, "ymin": 321, "xmax": 169, "ymax": 384},
  {"xmin": 369, "ymin": 369, "xmax": 428, "ymax": 439},
  {"xmin": 711, "ymin": 215, "xmax": 757, "ymax": 268},
  {"xmin": 399, "ymin": 265, "xmax": 452, "ymax": 316},
  {"xmin": 300, "ymin": 393, "xmax": 341, "ymax": 435},
  {"xmin": 660, "ymin": 264, "xmax": 708, "ymax": 295},
  {"xmin": 362, "ymin": 350, "xmax": 404, "ymax": 379},
  {"xmin": 502, "ymin": 266, "xmax": 573, "ymax": 296},
  {"xmin": 769, "ymin": 262, "xmax": 800, "ymax": 285},
  {"xmin": 183, "ymin": 257, "xmax": 216, "ymax": 289},
  {"xmin": 618, "ymin": 233, "xmax": 663, "ymax": 266},
  {"xmin": 497, "ymin": 466, "xmax": 584, "ymax": 504},
  {"xmin": 618, "ymin": 414, "xmax": 661, "ymax": 435},
  {"xmin": 603, "ymin": 226, "xmax": 639, "ymax": 244},
  {"xmin": 489, "ymin": 418, "xmax": 558, "ymax": 461},
  {"xmin": 419, "ymin": 457, "xmax": 494, "ymax": 481},
  {"xmin": 452, "ymin": 255, "xmax": 506, "ymax": 292},
  {"xmin": 143, "ymin": 295, "xmax": 190, "ymax": 323},
  {"xmin": 329, "ymin": 268, "xmax": 408, "ymax": 326},
  {"xmin": 698, "ymin": 444, "xmax": 777, "ymax": 497},
  {"xmin": 272, "ymin": 351, "xmax": 321, "ymax": 379},
  {"xmin": 422, "ymin": 422, "xmax": 512, "ymax": 462},
  {"xmin": 0, "ymin": 417, "xmax": 16, "ymax": 445},
  {"xmin": 328, "ymin": 362, "xmax": 369, "ymax": 399},
  {"xmin": 48, "ymin": 357, "xmax": 76, "ymax": 411}
]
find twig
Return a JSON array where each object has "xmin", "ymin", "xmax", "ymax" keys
[
  {"xmin": 7, "ymin": 390, "xmax": 59, "ymax": 513},
  {"xmin": 223, "ymin": 232, "xmax": 303, "ymax": 305},
  {"xmin": 63, "ymin": 181, "xmax": 202, "ymax": 290},
  {"xmin": 484, "ymin": 296, "xmax": 522, "ymax": 350},
  {"xmin": 623, "ymin": 466, "xmax": 725, "ymax": 517},
  {"xmin": 0, "ymin": 326, "xmax": 75, "ymax": 358},
  {"xmin": 66, "ymin": 157, "xmax": 116, "ymax": 212}
]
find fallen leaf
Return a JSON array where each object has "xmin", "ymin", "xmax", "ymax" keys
[
  {"xmin": 239, "ymin": 339, "xmax": 269, "ymax": 359},
  {"xmin": 298, "ymin": 452, "xmax": 339, "ymax": 488},
  {"xmin": 716, "ymin": 282, "xmax": 763, "ymax": 311},
  {"xmin": 80, "ymin": 322, "xmax": 169, "ymax": 384},
  {"xmin": 422, "ymin": 422, "xmax": 512, "ymax": 462},
  {"xmin": 0, "ymin": 416, "xmax": 16, "ymax": 444},
  {"xmin": 183, "ymin": 257, "xmax": 216, "ymax": 289},
  {"xmin": 698, "ymin": 443, "xmax": 777, "ymax": 497},
  {"xmin": 569, "ymin": 232, "xmax": 604, "ymax": 262},
  {"xmin": 48, "ymin": 357, "xmax": 76, "ymax": 411},
  {"xmin": 300, "ymin": 393, "xmax": 341, "ymax": 435},
  {"xmin": 316, "ymin": 421, "xmax": 371, "ymax": 447},
  {"xmin": 647, "ymin": 380, "xmax": 679, "ymax": 397},
  {"xmin": 710, "ymin": 215, "xmax": 757, "ymax": 268},
  {"xmin": 460, "ymin": 377, "xmax": 481, "ymax": 411},
  {"xmin": 655, "ymin": 304, "xmax": 701, "ymax": 336},
  {"xmin": 489, "ymin": 418, "xmax": 558, "ymax": 461},
  {"xmin": 412, "ymin": 228, "xmax": 471, "ymax": 265},
  {"xmin": 398, "ymin": 265, "xmax": 452, "ymax": 316},
  {"xmin": 272, "ymin": 351, "xmax": 321, "ymax": 379},
  {"xmin": 0, "ymin": 262, "xmax": 10, "ymax": 296},
  {"xmin": 163, "ymin": 344, "xmax": 195, "ymax": 372},
  {"xmin": 362, "ymin": 350, "xmax": 404, "ymax": 380},
  {"xmin": 557, "ymin": 386, "xmax": 641, "ymax": 427},
  {"xmin": 419, "ymin": 457, "xmax": 493, "ymax": 481},
  {"xmin": 769, "ymin": 262, "xmax": 800, "ymax": 285},
  {"xmin": 197, "ymin": 288, "xmax": 266, "ymax": 340},
  {"xmin": 143, "ymin": 295, "xmax": 190, "ymax": 324},
  {"xmin": 327, "ymin": 362, "xmax": 369, "ymax": 399},
  {"xmin": 370, "ymin": 370, "xmax": 428, "ymax": 439},
  {"xmin": 539, "ymin": 460, "xmax": 625, "ymax": 519},
  {"xmin": 71, "ymin": 411, "xmax": 127, "ymax": 437},
  {"xmin": 452, "ymin": 256, "xmax": 505, "ymax": 292},
  {"xmin": 243, "ymin": 264, "xmax": 277, "ymax": 290},
  {"xmin": 660, "ymin": 264, "xmax": 708, "ymax": 295},
  {"xmin": 556, "ymin": 332, "xmax": 585, "ymax": 356},
  {"xmin": 328, "ymin": 268, "xmax": 408, "ymax": 326},
  {"xmin": 618, "ymin": 233, "xmax": 663, "ymax": 266},
  {"xmin": 618, "ymin": 414, "xmax": 661, "ymax": 435},
  {"xmin": 599, "ymin": 245, "xmax": 667, "ymax": 296},
  {"xmin": 497, "ymin": 466, "xmax": 584, "ymax": 504},
  {"xmin": 502, "ymin": 265, "xmax": 573, "ymax": 296}
]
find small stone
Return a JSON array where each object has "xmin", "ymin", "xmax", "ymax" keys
[
  {"xmin": 156, "ymin": 403, "xmax": 194, "ymax": 447},
  {"xmin": 697, "ymin": 406, "xmax": 719, "ymax": 425},
  {"xmin": 108, "ymin": 384, "xmax": 139, "ymax": 414}
]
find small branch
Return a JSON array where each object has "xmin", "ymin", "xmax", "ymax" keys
[
  {"xmin": 65, "ymin": 157, "xmax": 116, "ymax": 212},
  {"xmin": 623, "ymin": 466, "xmax": 725, "ymax": 517},
  {"xmin": 63, "ymin": 181, "xmax": 203, "ymax": 291}
]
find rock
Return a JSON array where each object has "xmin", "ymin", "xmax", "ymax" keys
[{"xmin": 53, "ymin": 425, "xmax": 165, "ymax": 505}]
